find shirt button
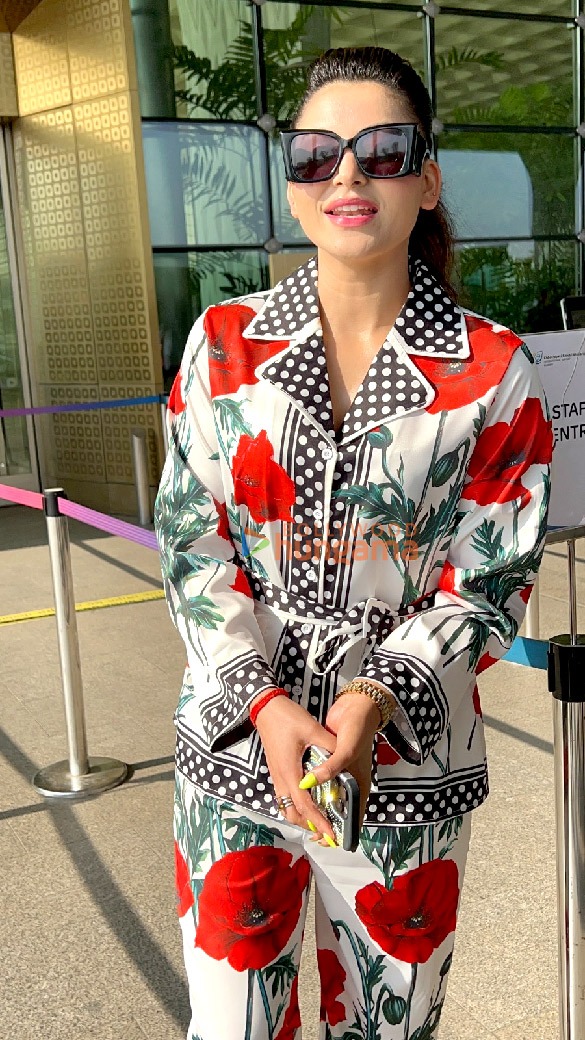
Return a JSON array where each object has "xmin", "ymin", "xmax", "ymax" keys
[
  {"xmin": 313, "ymin": 506, "xmax": 323, "ymax": 519},
  {"xmin": 301, "ymin": 623, "xmax": 312, "ymax": 635},
  {"xmin": 292, "ymin": 684, "xmax": 303, "ymax": 695},
  {"xmin": 306, "ymin": 568, "xmax": 317, "ymax": 581},
  {"xmin": 321, "ymin": 445, "xmax": 334, "ymax": 461}
]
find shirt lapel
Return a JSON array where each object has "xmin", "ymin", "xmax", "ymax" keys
[{"xmin": 242, "ymin": 256, "xmax": 470, "ymax": 443}]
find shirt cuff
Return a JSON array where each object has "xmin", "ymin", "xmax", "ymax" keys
[{"xmin": 356, "ymin": 647, "xmax": 447, "ymax": 764}]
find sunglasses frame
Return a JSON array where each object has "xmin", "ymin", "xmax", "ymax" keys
[{"xmin": 280, "ymin": 122, "xmax": 431, "ymax": 184}]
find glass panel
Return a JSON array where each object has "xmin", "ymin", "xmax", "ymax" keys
[
  {"xmin": 169, "ymin": 0, "xmax": 254, "ymax": 119},
  {"xmin": 439, "ymin": 130, "xmax": 576, "ymax": 238},
  {"xmin": 436, "ymin": 14, "xmax": 574, "ymax": 126},
  {"xmin": 269, "ymin": 136, "xmax": 311, "ymax": 247},
  {"xmin": 142, "ymin": 122, "xmax": 269, "ymax": 248},
  {"xmin": 0, "ymin": 186, "xmax": 30, "ymax": 477},
  {"xmin": 456, "ymin": 239, "xmax": 577, "ymax": 334},
  {"xmin": 263, "ymin": 6, "xmax": 424, "ymax": 124},
  {"xmin": 436, "ymin": 0, "xmax": 571, "ymax": 11},
  {"xmin": 154, "ymin": 250, "xmax": 269, "ymax": 389}
]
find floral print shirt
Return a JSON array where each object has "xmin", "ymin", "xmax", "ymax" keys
[{"xmin": 155, "ymin": 256, "xmax": 552, "ymax": 827}]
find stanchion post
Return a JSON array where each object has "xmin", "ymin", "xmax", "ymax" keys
[
  {"xmin": 160, "ymin": 397, "xmax": 169, "ymax": 457},
  {"xmin": 548, "ymin": 537, "xmax": 585, "ymax": 1040},
  {"xmin": 33, "ymin": 488, "xmax": 128, "ymax": 798},
  {"xmin": 131, "ymin": 427, "xmax": 151, "ymax": 526}
]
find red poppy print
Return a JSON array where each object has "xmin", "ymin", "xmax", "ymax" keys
[
  {"xmin": 174, "ymin": 841, "xmax": 194, "ymax": 917},
  {"xmin": 477, "ymin": 651, "xmax": 498, "ymax": 675},
  {"xmin": 195, "ymin": 847, "xmax": 310, "ymax": 970},
  {"xmin": 415, "ymin": 316, "xmax": 519, "ymax": 414},
  {"xmin": 355, "ymin": 857, "xmax": 460, "ymax": 964},
  {"xmin": 275, "ymin": 973, "xmax": 301, "ymax": 1040},
  {"xmin": 376, "ymin": 734, "xmax": 401, "ymax": 767},
  {"xmin": 440, "ymin": 560, "xmax": 457, "ymax": 596},
  {"xmin": 230, "ymin": 568, "xmax": 252, "ymax": 598},
  {"xmin": 168, "ymin": 371, "xmax": 186, "ymax": 415},
  {"xmin": 213, "ymin": 498, "xmax": 231, "ymax": 543},
  {"xmin": 519, "ymin": 584, "xmax": 533, "ymax": 604},
  {"xmin": 317, "ymin": 948, "xmax": 346, "ymax": 1026},
  {"xmin": 462, "ymin": 397, "xmax": 552, "ymax": 509},
  {"xmin": 472, "ymin": 685, "xmax": 483, "ymax": 718},
  {"xmin": 204, "ymin": 304, "xmax": 288, "ymax": 398},
  {"xmin": 232, "ymin": 430, "xmax": 296, "ymax": 524}
]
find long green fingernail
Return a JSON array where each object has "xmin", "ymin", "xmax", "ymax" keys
[
  {"xmin": 307, "ymin": 820, "xmax": 317, "ymax": 832},
  {"xmin": 323, "ymin": 834, "xmax": 337, "ymax": 848},
  {"xmin": 299, "ymin": 772, "xmax": 318, "ymax": 790}
]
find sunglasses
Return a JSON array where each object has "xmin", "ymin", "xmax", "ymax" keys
[{"xmin": 280, "ymin": 123, "xmax": 430, "ymax": 184}]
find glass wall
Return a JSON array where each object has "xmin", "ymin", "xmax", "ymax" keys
[
  {"xmin": 132, "ymin": 0, "xmax": 584, "ymax": 369},
  {"xmin": 0, "ymin": 164, "xmax": 31, "ymax": 477}
]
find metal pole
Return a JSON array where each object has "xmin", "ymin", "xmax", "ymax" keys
[
  {"xmin": 548, "ymin": 525, "xmax": 585, "ymax": 1040},
  {"xmin": 160, "ymin": 399, "xmax": 169, "ymax": 457},
  {"xmin": 131, "ymin": 428, "xmax": 151, "ymax": 526},
  {"xmin": 568, "ymin": 539, "xmax": 579, "ymax": 644},
  {"xmin": 525, "ymin": 574, "xmax": 540, "ymax": 639},
  {"xmin": 33, "ymin": 489, "xmax": 127, "ymax": 798}
]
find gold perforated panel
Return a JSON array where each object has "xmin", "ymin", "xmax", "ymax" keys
[
  {"xmin": 37, "ymin": 384, "xmax": 105, "ymax": 482},
  {"xmin": 74, "ymin": 93, "xmax": 155, "ymax": 386},
  {"xmin": 0, "ymin": 33, "xmax": 18, "ymax": 115},
  {"xmin": 12, "ymin": 0, "xmax": 71, "ymax": 115},
  {"xmin": 100, "ymin": 386, "xmax": 161, "ymax": 484},
  {"xmin": 67, "ymin": 0, "xmax": 135, "ymax": 103},
  {"xmin": 11, "ymin": 0, "xmax": 162, "ymax": 511},
  {"xmin": 1, "ymin": 1, "xmax": 43, "ymax": 33}
]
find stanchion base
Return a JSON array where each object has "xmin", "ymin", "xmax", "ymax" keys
[{"xmin": 32, "ymin": 756, "xmax": 128, "ymax": 799}]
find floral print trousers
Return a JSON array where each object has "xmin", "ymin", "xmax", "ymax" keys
[{"xmin": 174, "ymin": 772, "xmax": 471, "ymax": 1040}]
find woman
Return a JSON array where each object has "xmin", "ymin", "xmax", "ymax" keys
[{"xmin": 155, "ymin": 47, "xmax": 552, "ymax": 1040}]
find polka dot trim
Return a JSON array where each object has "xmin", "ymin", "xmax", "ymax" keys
[
  {"xmin": 175, "ymin": 730, "xmax": 488, "ymax": 826},
  {"xmin": 246, "ymin": 256, "xmax": 320, "ymax": 338},
  {"xmin": 360, "ymin": 648, "xmax": 448, "ymax": 760},
  {"xmin": 199, "ymin": 649, "xmax": 278, "ymax": 747},
  {"xmin": 395, "ymin": 259, "xmax": 466, "ymax": 357}
]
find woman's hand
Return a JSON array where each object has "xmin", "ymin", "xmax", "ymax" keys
[
  {"xmin": 308, "ymin": 693, "xmax": 381, "ymax": 828},
  {"xmin": 253, "ymin": 695, "xmax": 338, "ymax": 843}
]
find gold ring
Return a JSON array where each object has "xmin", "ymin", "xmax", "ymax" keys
[{"xmin": 276, "ymin": 795, "xmax": 294, "ymax": 813}]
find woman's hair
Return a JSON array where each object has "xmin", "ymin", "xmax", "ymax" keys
[{"xmin": 292, "ymin": 47, "xmax": 457, "ymax": 300}]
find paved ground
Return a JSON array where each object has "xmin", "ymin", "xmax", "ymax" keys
[{"xmin": 1, "ymin": 503, "xmax": 582, "ymax": 1039}]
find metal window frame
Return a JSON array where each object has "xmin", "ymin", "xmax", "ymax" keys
[{"xmin": 148, "ymin": 0, "xmax": 585, "ymax": 298}]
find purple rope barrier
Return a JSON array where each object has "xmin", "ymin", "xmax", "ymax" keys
[
  {"xmin": 0, "ymin": 394, "xmax": 163, "ymax": 420},
  {"xmin": 57, "ymin": 497, "xmax": 159, "ymax": 550}
]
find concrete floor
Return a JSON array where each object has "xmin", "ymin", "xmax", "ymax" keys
[{"xmin": 0, "ymin": 504, "xmax": 582, "ymax": 1039}]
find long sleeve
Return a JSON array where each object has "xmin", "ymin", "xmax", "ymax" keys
[
  {"xmin": 357, "ymin": 346, "xmax": 552, "ymax": 765},
  {"xmin": 154, "ymin": 313, "xmax": 279, "ymax": 750}
]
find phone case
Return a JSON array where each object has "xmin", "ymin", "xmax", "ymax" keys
[{"xmin": 302, "ymin": 745, "xmax": 360, "ymax": 852}]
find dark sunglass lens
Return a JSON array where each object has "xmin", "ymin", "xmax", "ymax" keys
[
  {"xmin": 357, "ymin": 129, "xmax": 407, "ymax": 176},
  {"xmin": 290, "ymin": 133, "xmax": 339, "ymax": 181}
]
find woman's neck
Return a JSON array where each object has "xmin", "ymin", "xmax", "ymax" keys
[{"xmin": 316, "ymin": 248, "xmax": 412, "ymax": 344}]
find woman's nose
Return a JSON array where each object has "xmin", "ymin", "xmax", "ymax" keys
[{"xmin": 334, "ymin": 146, "xmax": 367, "ymax": 185}]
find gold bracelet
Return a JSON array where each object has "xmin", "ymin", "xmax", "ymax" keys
[{"xmin": 334, "ymin": 679, "xmax": 398, "ymax": 731}]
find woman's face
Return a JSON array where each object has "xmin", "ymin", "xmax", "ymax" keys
[{"xmin": 286, "ymin": 80, "xmax": 441, "ymax": 268}]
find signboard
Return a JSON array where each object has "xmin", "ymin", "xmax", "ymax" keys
[{"xmin": 523, "ymin": 330, "xmax": 585, "ymax": 528}]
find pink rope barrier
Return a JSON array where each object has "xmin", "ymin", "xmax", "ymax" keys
[
  {"xmin": 0, "ymin": 481, "xmax": 158, "ymax": 551},
  {"xmin": 0, "ymin": 483, "xmax": 44, "ymax": 510},
  {"xmin": 58, "ymin": 497, "xmax": 159, "ymax": 550}
]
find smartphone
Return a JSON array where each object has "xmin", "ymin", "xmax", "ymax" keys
[{"xmin": 302, "ymin": 745, "xmax": 360, "ymax": 853}]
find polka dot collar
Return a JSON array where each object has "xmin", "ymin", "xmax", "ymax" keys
[
  {"xmin": 394, "ymin": 260, "xmax": 470, "ymax": 360},
  {"xmin": 244, "ymin": 256, "xmax": 469, "ymax": 360},
  {"xmin": 243, "ymin": 256, "xmax": 320, "ymax": 342}
]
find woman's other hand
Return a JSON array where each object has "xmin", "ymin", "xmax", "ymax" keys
[
  {"xmin": 310, "ymin": 693, "xmax": 380, "ymax": 828},
  {"xmin": 253, "ymin": 694, "xmax": 338, "ymax": 843}
]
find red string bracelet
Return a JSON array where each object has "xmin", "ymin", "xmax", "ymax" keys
[{"xmin": 249, "ymin": 687, "xmax": 288, "ymax": 727}]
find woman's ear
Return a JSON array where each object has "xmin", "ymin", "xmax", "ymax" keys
[
  {"xmin": 419, "ymin": 158, "xmax": 442, "ymax": 212},
  {"xmin": 287, "ymin": 182, "xmax": 299, "ymax": 219}
]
